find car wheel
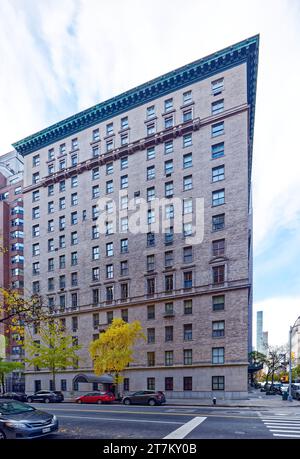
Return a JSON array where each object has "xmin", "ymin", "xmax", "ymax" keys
[
  {"xmin": 123, "ymin": 398, "xmax": 131, "ymax": 405},
  {"xmin": 77, "ymin": 399, "xmax": 82, "ymax": 404},
  {"xmin": 0, "ymin": 430, "xmax": 6, "ymax": 440},
  {"xmin": 296, "ymin": 394, "xmax": 300, "ymax": 401},
  {"xmin": 97, "ymin": 399, "xmax": 103, "ymax": 404},
  {"xmin": 148, "ymin": 399, "xmax": 156, "ymax": 406},
  {"xmin": 27, "ymin": 397, "xmax": 33, "ymax": 403},
  {"xmin": 44, "ymin": 398, "xmax": 50, "ymax": 403}
]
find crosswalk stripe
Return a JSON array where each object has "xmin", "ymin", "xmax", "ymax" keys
[
  {"xmin": 273, "ymin": 433, "xmax": 300, "ymax": 438},
  {"xmin": 270, "ymin": 429, "xmax": 300, "ymax": 433},
  {"xmin": 259, "ymin": 412, "xmax": 300, "ymax": 438},
  {"xmin": 163, "ymin": 416, "xmax": 206, "ymax": 439}
]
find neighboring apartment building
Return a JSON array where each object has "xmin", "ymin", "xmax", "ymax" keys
[
  {"xmin": 0, "ymin": 150, "xmax": 25, "ymax": 391},
  {"xmin": 13, "ymin": 36, "xmax": 259, "ymax": 399}
]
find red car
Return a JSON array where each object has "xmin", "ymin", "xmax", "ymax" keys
[{"xmin": 75, "ymin": 391, "xmax": 115, "ymax": 404}]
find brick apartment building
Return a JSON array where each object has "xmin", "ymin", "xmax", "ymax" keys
[
  {"xmin": 0, "ymin": 150, "xmax": 25, "ymax": 392},
  {"xmin": 13, "ymin": 36, "xmax": 259, "ymax": 398}
]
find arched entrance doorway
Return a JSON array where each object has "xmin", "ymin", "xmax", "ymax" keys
[{"xmin": 72, "ymin": 373, "xmax": 114, "ymax": 393}]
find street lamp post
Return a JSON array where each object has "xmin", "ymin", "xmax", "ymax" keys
[{"xmin": 288, "ymin": 316, "xmax": 300, "ymax": 402}]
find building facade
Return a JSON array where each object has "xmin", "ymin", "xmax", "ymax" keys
[
  {"xmin": 292, "ymin": 318, "xmax": 300, "ymax": 367},
  {"xmin": 0, "ymin": 150, "xmax": 25, "ymax": 391},
  {"xmin": 13, "ymin": 36, "xmax": 259, "ymax": 399}
]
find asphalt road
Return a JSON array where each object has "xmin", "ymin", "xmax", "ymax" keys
[{"xmin": 25, "ymin": 402, "xmax": 300, "ymax": 439}]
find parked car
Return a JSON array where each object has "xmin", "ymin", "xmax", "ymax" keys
[
  {"xmin": 291, "ymin": 384, "xmax": 300, "ymax": 400},
  {"xmin": 75, "ymin": 391, "xmax": 115, "ymax": 404},
  {"xmin": 1, "ymin": 392, "xmax": 27, "ymax": 402},
  {"xmin": 26, "ymin": 390, "xmax": 64, "ymax": 403},
  {"xmin": 280, "ymin": 384, "xmax": 289, "ymax": 394},
  {"xmin": 122, "ymin": 390, "xmax": 166, "ymax": 406},
  {"xmin": 0, "ymin": 398, "xmax": 58, "ymax": 439}
]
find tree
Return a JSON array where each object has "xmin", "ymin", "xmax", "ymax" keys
[
  {"xmin": 264, "ymin": 345, "xmax": 288, "ymax": 387},
  {"xmin": 0, "ymin": 358, "xmax": 23, "ymax": 394},
  {"xmin": 89, "ymin": 318, "xmax": 145, "ymax": 398},
  {"xmin": 25, "ymin": 321, "xmax": 82, "ymax": 391}
]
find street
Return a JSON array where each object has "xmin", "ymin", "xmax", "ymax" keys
[{"xmin": 28, "ymin": 402, "xmax": 300, "ymax": 439}]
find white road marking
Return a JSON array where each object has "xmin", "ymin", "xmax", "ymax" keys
[
  {"xmin": 270, "ymin": 429, "xmax": 300, "ymax": 433},
  {"xmin": 273, "ymin": 433, "xmax": 300, "ymax": 438},
  {"xmin": 259, "ymin": 412, "xmax": 300, "ymax": 438},
  {"xmin": 163, "ymin": 416, "xmax": 206, "ymax": 439},
  {"xmin": 58, "ymin": 415, "xmax": 182, "ymax": 425}
]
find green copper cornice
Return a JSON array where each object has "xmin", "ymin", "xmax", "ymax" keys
[{"xmin": 13, "ymin": 35, "xmax": 259, "ymax": 156}]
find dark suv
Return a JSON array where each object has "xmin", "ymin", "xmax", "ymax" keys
[
  {"xmin": 122, "ymin": 390, "xmax": 166, "ymax": 406},
  {"xmin": 27, "ymin": 391, "xmax": 64, "ymax": 403}
]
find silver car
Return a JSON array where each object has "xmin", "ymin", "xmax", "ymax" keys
[{"xmin": 0, "ymin": 399, "xmax": 58, "ymax": 439}]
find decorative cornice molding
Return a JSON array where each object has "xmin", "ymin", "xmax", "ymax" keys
[{"xmin": 13, "ymin": 35, "xmax": 259, "ymax": 157}]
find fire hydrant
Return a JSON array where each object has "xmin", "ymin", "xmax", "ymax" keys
[{"xmin": 213, "ymin": 397, "xmax": 216, "ymax": 406}]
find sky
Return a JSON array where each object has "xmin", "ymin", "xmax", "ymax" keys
[{"xmin": 0, "ymin": 0, "xmax": 300, "ymax": 347}]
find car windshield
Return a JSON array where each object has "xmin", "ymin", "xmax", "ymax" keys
[{"xmin": 0, "ymin": 400, "xmax": 35, "ymax": 415}]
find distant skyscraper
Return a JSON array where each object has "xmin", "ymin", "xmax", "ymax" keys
[
  {"xmin": 262, "ymin": 331, "xmax": 268, "ymax": 353},
  {"xmin": 256, "ymin": 311, "xmax": 264, "ymax": 353}
]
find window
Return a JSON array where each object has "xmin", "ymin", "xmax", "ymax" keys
[
  {"xmin": 92, "ymin": 205, "xmax": 99, "ymax": 220},
  {"xmin": 48, "ymin": 239, "xmax": 54, "ymax": 252},
  {"xmin": 121, "ymin": 116, "xmax": 128, "ymax": 130},
  {"xmin": 106, "ymin": 162, "xmax": 113, "ymax": 175},
  {"xmin": 48, "ymin": 278, "xmax": 54, "ymax": 291},
  {"xmin": 71, "ymin": 293, "xmax": 78, "ymax": 309},
  {"xmin": 147, "ymin": 232, "xmax": 155, "ymax": 247},
  {"xmin": 93, "ymin": 313, "xmax": 99, "ymax": 329},
  {"xmin": 32, "ymin": 172, "xmax": 39, "ymax": 184},
  {"xmin": 165, "ymin": 274, "xmax": 173, "ymax": 292},
  {"xmin": 165, "ymin": 326, "xmax": 173, "ymax": 342},
  {"xmin": 120, "ymin": 156, "xmax": 128, "ymax": 169},
  {"xmin": 121, "ymin": 133, "xmax": 129, "ymax": 146},
  {"xmin": 92, "ymin": 185, "xmax": 100, "ymax": 199},
  {"xmin": 212, "ymin": 321, "xmax": 225, "ymax": 338},
  {"xmin": 59, "ymin": 159, "xmax": 66, "ymax": 170},
  {"xmin": 147, "ymin": 187, "xmax": 155, "ymax": 202},
  {"xmin": 47, "ymin": 185, "xmax": 54, "ymax": 197},
  {"xmin": 120, "ymin": 217, "xmax": 128, "ymax": 232},
  {"xmin": 48, "ymin": 148, "xmax": 55, "ymax": 160},
  {"xmin": 183, "ymin": 109, "xmax": 192, "ymax": 123},
  {"xmin": 212, "ymin": 214, "xmax": 225, "ymax": 231},
  {"xmin": 183, "ymin": 134, "xmax": 192, "ymax": 148},
  {"xmin": 71, "ymin": 231, "xmax": 78, "ymax": 245},
  {"xmin": 90, "ymin": 246, "xmax": 99, "ymax": 261},
  {"xmin": 48, "ymin": 201, "xmax": 54, "ymax": 214},
  {"xmin": 59, "ymin": 180, "xmax": 65, "ymax": 192},
  {"xmin": 183, "ymin": 222, "xmax": 192, "ymax": 237},
  {"xmin": 164, "ymin": 140, "xmax": 173, "ymax": 154},
  {"xmin": 212, "ymin": 122, "xmax": 224, "ymax": 137},
  {"xmin": 147, "ymin": 147, "xmax": 155, "ymax": 160},
  {"xmin": 48, "ymin": 258, "xmax": 54, "ymax": 272},
  {"xmin": 32, "ymin": 225, "xmax": 40, "ymax": 238},
  {"xmin": 32, "ymin": 262, "xmax": 40, "ymax": 275},
  {"xmin": 92, "ymin": 225, "xmax": 100, "ymax": 239},
  {"xmin": 121, "ymin": 283, "xmax": 128, "ymax": 300},
  {"xmin": 165, "ymin": 226, "xmax": 174, "ymax": 245},
  {"xmin": 183, "ymin": 377, "xmax": 192, "ymax": 391},
  {"xmin": 164, "ymin": 98, "xmax": 173, "ymax": 112},
  {"xmin": 212, "ymin": 189, "xmax": 225, "ymax": 206},
  {"xmin": 165, "ymin": 204, "xmax": 174, "ymax": 219},
  {"xmin": 106, "ymin": 264, "xmax": 114, "ymax": 279},
  {"xmin": 212, "ymin": 347, "xmax": 224, "ymax": 364},
  {"xmin": 121, "ymin": 309, "xmax": 128, "ymax": 322},
  {"xmin": 59, "ymin": 215, "xmax": 65, "ymax": 230},
  {"xmin": 147, "ymin": 105, "xmax": 155, "ymax": 119},
  {"xmin": 183, "ymin": 175, "xmax": 192, "ymax": 191},
  {"xmin": 147, "ymin": 278, "xmax": 155, "ymax": 295},
  {"xmin": 106, "ymin": 180, "xmax": 113, "ymax": 194},
  {"xmin": 165, "ymin": 377, "xmax": 173, "ymax": 391},
  {"xmin": 32, "ymin": 190, "xmax": 39, "ymax": 202},
  {"xmin": 212, "ymin": 376, "xmax": 225, "ymax": 390},
  {"xmin": 71, "ymin": 176, "xmax": 78, "ymax": 188},
  {"xmin": 165, "ymin": 181, "xmax": 173, "ymax": 198},
  {"xmin": 147, "ymin": 165, "xmax": 155, "ymax": 180},
  {"xmin": 120, "ymin": 260, "xmax": 128, "ymax": 276},
  {"xmin": 212, "ymin": 165, "xmax": 224, "ymax": 182},
  {"xmin": 212, "ymin": 142, "xmax": 224, "ymax": 159},
  {"xmin": 92, "ymin": 146, "xmax": 99, "ymax": 158},
  {"xmin": 213, "ymin": 295, "xmax": 225, "ymax": 311},
  {"xmin": 147, "ymin": 255, "xmax": 155, "ymax": 272},
  {"xmin": 147, "ymin": 328, "xmax": 155, "ymax": 344},
  {"xmin": 184, "ymin": 299, "xmax": 193, "ymax": 315},
  {"xmin": 184, "ymin": 349, "xmax": 193, "ymax": 365},
  {"xmin": 71, "ymin": 193, "xmax": 78, "ymax": 206},
  {"xmin": 107, "ymin": 311, "xmax": 113, "ymax": 324},
  {"xmin": 120, "ymin": 238, "xmax": 128, "ymax": 253},
  {"xmin": 184, "ymin": 324, "xmax": 192, "ymax": 341},
  {"xmin": 212, "ymin": 99, "xmax": 224, "ymax": 115},
  {"xmin": 48, "ymin": 164, "xmax": 54, "ymax": 175},
  {"xmin": 123, "ymin": 378, "xmax": 130, "ymax": 391},
  {"xmin": 147, "ymin": 209, "xmax": 155, "ymax": 225},
  {"xmin": 212, "ymin": 78, "xmax": 224, "ymax": 95},
  {"xmin": 165, "ymin": 351, "xmax": 173, "ymax": 366},
  {"xmin": 183, "ymin": 90, "xmax": 192, "ymax": 104},
  {"xmin": 164, "ymin": 160, "xmax": 173, "ymax": 175},
  {"xmin": 183, "ymin": 153, "xmax": 192, "ymax": 169},
  {"xmin": 71, "ymin": 138, "xmax": 78, "ymax": 150},
  {"xmin": 106, "ymin": 286, "xmax": 114, "ymax": 302},
  {"xmin": 32, "ymin": 281, "xmax": 40, "ymax": 293},
  {"xmin": 120, "ymin": 175, "xmax": 128, "ymax": 189},
  {"xmin": 165, "ymin": 302, "xmax": 174, "ymax": 315},
  {"xmin": 183, "ymin": 271, "xmax": 192, "ymax": 289},
  {"xmin": 183, "ymin": 246, "xmax": 193, "ymax": 263},
  {"xmin": 212, "ymin": 239, "xmax": 225, "ymax": 257},
  {"xmin": 147, "ymin": 305, "xmax": 155, "ymax": 320},
  {"xmin": 165, "ymin": 251, "xmax": 173, "ymax": 268},
  {"xmin": 32, "ymin": 154, "xmax": 40, "ymax": 167},
  {"xmin": 92, "ymin": 289, "xmax": 99, "ymax": 305},
  {"xmin": 106, "ymin": 221, "xmax": 113, "ymax": 235},
  {"xmin": 147, "ymin": 123, "xmax": 156, "ymax": 136},
  {"xmin": 92, "ymin": 167, "xmax": 100, "ymax": 180},
  {"xmin": 59, "ymin": 235, "xmax": 66, "ymax": 248},
  {"xmin": 120, "ymin": 196, "xmax": 128, "ymax": 210},
  {"xmin": 147, "ymin": 378, "xmax": 155, "ymax": 391},
  {"xmin": 71, "ymin": 272, "xmax": 78, "ymax": 287},
  {"xmin": 59, "ymin": 295, "xmax": 66, "ymax": 311},
  {"xmin": 59, "ymin": 255, "xmax": 66, "ymax": 269},
  {"xmin": 71, "ymin": 252, "xmax": 78, "ymax": 266},
  {"xmin": 183, "ymin": 198, "xmax": 192, "ymax": 215},
  {"xmin": 92, "ymin": 267, "xmax": 100, "ymax": 281},
  {"xmin": 164, "ymin": 116, "xmax": 174, "ymax": 129},
  {"xmin": 212, "ymin": 265, "xmax": 225, "ymax": 284},
  {"xmin": 106, "ymin": 122, "xmax": 113, "ymax": 136},
  {"xmin": 147, "ymin": 352, "xmax": 155, "ymax": 367},
  {"xmin": 92, "ymin": 128, "xmax": 100, "ymax": 142},
  {"xmin": 82, "ymin": 210, "xmax": 87, "ymax": 221},
  {"xmin": 59, "ymin": 275, "xmax": 66, "ymax": 289}
]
